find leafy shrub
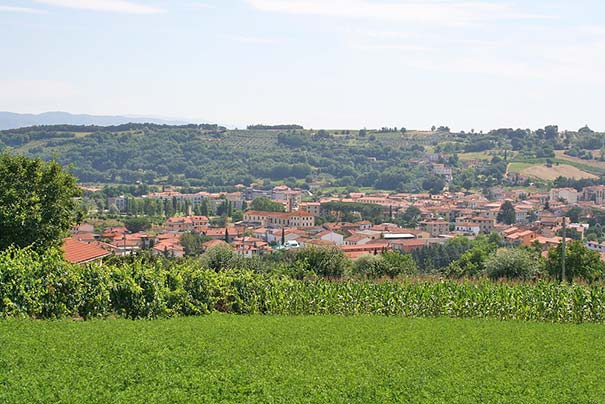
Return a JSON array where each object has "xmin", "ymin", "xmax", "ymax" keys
[
  {"xmin": 484, "ymin": 248, "xmax": 544, "ymax": 280},
  {"xmin": 293, "ymin": 246, "xmax": 351, "ymax": 278}
]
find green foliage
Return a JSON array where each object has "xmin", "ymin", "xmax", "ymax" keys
[
  {"xmin": 250, "ymin": 197, "xmax": 285, "ymax": 212},
  {"xmin": 180, "ymin": 233, "xmax": 211, "ymax": 256},
  {"xmin": 397, "ymin": 205, "xmax": 422, "ymax": 227},
  {"xmin": 546, "ymin": 241, "xmax": 605, "ymax": 283},
  {"xmin": 4, "ymin": 246, "xmax": 605, "ymax": 322},
  {"xmin": 497, "ymin": 200, "xmax": 516, "ymax": 225},
  {"xmin": 292, "ymin": 245, "xmax": 350, "ymax": 278},
  {"xmin": 0, "ymin": 153, "xmax": 81, "ymax": 251},
  {"xmin": 484, "ymin": 248, "xmax": 544, "ymax": 280},
  {"xmin": 442, "ymin": 236, "xmax": 499, "ymax": 278},
  {"xmin": 199, "ymin": 244, "xmax": 240, "ymax": 271},
  {"xmin": 353, "ymin": 251, "xmax": 418, "ymax": 279},
  {"xmin": 123, "ymin": 216, "xmax": 152, "ymax": 233}
]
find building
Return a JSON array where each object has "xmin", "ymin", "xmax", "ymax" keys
[
  {"xmin": 165, "ymin": 216, "xmax": 209, "ymax": 233},
  {"xmin": 62, "ymin": 238, "xmax": 111, "ymax": 264},
  {"xmin": 550, "ymin": 188, "xmax": 578, "ymax": 204},
  {"xmin": 454, "ymin": 222, "xmax": 481, "ymax": 236},
  {"xmin": 471, "ymin": 216, "xmax": 495, "ymax": 234},
  {"xmin": 299, "ymin": 202, "xmax": 322, "ymax": 216},
  {"xmin": 419, "ymin": 220, "xmax": 450, "ymax": 237},
  {"xmin": 582, "ymin": 185, "xmax": 605, "ymax": 204},
  {"xmin": 315, "ymin": 230, "xmax": 344, "ymax": 245},
  {"xmin": 243, "ymin": 210, "xmax": 315, "ymax": 228}
]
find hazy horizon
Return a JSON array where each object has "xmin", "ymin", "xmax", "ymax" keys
[{"xmin": 2, "ymin": 0, "xmax": 605, "ymax": 132}]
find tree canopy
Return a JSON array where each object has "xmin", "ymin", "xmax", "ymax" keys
[{"xmin": 0, "ymin": 153, "xmax": 81, "ymax": 251}]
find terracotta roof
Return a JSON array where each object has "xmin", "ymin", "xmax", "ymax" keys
[{"xmin": 62, "ymin": 238, "xmax": 111, "ymax": 264}]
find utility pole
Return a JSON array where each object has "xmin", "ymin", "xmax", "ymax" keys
[{"xmin": 561, "ymin": 218, "xmax": 566, "ymax": 283}]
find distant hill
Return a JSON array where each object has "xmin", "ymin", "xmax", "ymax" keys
[{"xmin": 0, "ymin": 111, "xmax": 189, "ymax": 130}]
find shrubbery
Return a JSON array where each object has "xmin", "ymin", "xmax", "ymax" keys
[{"xmin": 3, "ymin": 246, "xmax": 605, "ymax": 322}]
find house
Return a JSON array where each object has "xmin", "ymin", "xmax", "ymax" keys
[
  {"xmin": 582, "ymin": 185, "xmax": 605, "ymax": 204},
  {"xmin": 505, "ymin": 229, "xmax": 538, "ymax": 246},
  {"xmin": 389, "ymin": 239, "xmax": 431, "ymax": 253},
  {"xmin": 586, "ymin": 240, "xmax": 605, "ymax": 253},
  {"xmin": 355, "ymin": 220, "xmax": 373, "ymax": 230},
  {"xmin": 243, "ymin": 210, "xmax": 315, "ymax": 228},
  {"xmin": 166, "ymin": 216, "xmax": 210, "ymax": 233},
  {"xmin": 344, "ymin": 234, "xmax": 372, "ymax": 246},
  {"xmin": 202, "ymin": 239, "xmax": 230, "ymax": 251},
  {"xmin": 471, "ymin": 216, "xmax": 495, "ymax": 234},
  {"xmin": 298, "ymin": 202, "xmax": 321, "ymax": 216},
  {"xmin": 454, "ymin": 222, "xmax": 481, "ymax": 236},
  {"xmin": 420, "ymin": 220, "xmax": 450, "ymax": 237},
  {"xmin": 62, "ymin": 238, "xmax": 111, "ymax": 264},
  {"xmin": 153, "ymin": 239, "xmax": 185, "ymax": 258},
  {"xmin": 232, "ymin": 236, "xmax": 271, "ymax": 257},
  {"xmin": 431, "ymin": 163, "xmax": 453, "ymax": 182},
  {"xmin": 549, "ymin": 188, "xmax": 578, "ymax": 204},
  {"xmin": 203, "ymin": 227, "xmax": 240, "ymax": 242},
  {"xmin": 315, "ymin": 230, "xmax": 344, "ymax": 245}
]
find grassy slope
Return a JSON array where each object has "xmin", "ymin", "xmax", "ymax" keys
[{"xmin": 1, "ymin": 315, "xmax": 603, "ymax": 403}]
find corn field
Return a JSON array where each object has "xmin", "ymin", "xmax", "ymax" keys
[{"xmin": 2, "ymin": 247, "xmax": 605, "ymax": 322}]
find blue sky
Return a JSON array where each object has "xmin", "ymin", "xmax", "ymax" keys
[{"xmin": 1, "ymin": 0, "xmax": 605, "ymax": 131}]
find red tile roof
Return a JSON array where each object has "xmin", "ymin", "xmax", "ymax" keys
[{"xmin": 62, "ymin": 238, "xmax": 111, "ymax": 264}]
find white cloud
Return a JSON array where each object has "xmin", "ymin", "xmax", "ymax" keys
[
  {"xmin": 246, "ymin": 0, "xmax": 552, "ymax": 25},
  {"xmin": 32, "ymin": 0, "xmax": 164, "ymax": 14},
  {"xmin": 0, "ymin": 5, "xmax": 44, "ymax": 13}
]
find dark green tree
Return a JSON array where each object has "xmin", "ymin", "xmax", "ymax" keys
[
  {"xmin": 497, "ymin": 201, "xmax": 516, "ymax": 225},
  {"xmin": 124, "ymin": 217, "xmax": 152, "ymax": 233}
]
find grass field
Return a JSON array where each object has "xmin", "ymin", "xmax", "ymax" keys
[{"xmin": 1, "ymin": 315, "xmax": 604, "ymax": 403}]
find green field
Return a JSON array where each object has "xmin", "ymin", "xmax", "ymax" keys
[{"xmin": 1, "ymin": 315, "xmax": 603, "ymax": 403}]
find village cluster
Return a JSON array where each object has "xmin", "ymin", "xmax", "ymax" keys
[{"xmin": 63, "ymin": 183, "xmax": 605, "ymax": 264}]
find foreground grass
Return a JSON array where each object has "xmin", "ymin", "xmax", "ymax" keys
[{"xmin": 1, "ymin": 315, "xmax": 603, "ymax": 403}]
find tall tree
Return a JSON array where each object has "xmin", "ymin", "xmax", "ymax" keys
[
  {"xmin": 497, "ymin": 201, "xmax": 516, "ymax": 225},
  {"xmin": 0, "ymin": 154, "xmax": 81, "ymax": 251}
]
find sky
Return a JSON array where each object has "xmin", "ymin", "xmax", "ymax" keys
[{"xmin": 1, "ymin": 0, "xmax": 605, "ymax": 131}]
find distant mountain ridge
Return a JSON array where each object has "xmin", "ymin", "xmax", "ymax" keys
[{"xmin": 0, "ymin": 111, "xmax": 190, "ymax": 130}]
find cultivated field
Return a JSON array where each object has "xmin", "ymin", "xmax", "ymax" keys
[
  {"xmin": 554, "ymin": 150, "xmax": 605, "ymax": 169},
  {"xmin": 1, "ymin": 315, "xmax": 603, "ymax": 403},
  {"xmin": 517, "ymin": 163, "xmax": 597, "ymax": 180}
]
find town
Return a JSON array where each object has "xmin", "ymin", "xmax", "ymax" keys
[{"xmin": 64, "ymin": 180, "xmax": 605, "ymax": 265}]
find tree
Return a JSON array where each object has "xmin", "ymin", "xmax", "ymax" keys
[
  {"xmin": 201, "ymin": 243, "xmax": 238, "ymax": 271},
  {"xmin": 381, "ymin": 251, "xmax": 418, "ymax": 278},
  {"xmin": 293, "ymin": 246, "xmax": 350, "ymax": 278},
  {"xmin": 556, "ymin": 227, "xmax": 582, "ymax": 241},
  {"xmin": 124, "ymin": 217, "xmax": 152, "ymax": 233},
  {"xmin": 546, "ymin": 241, "xmax": 605, "ymax": 282},
  {"xmin": 398, "ymin": 205, "xmax": 422, "ymax": 227},
  {"xmin": 0, "ymin": 154, "xmax": 81, "ymax": 251},
  {"xmin": 497, "ymin": 201, "xmax": 516, "ymax": 225},
  {"xmin": 484, "ymin": 248, "xmax": 544, "ymax": 280},
  {"xmin": 250, "ymin": 197, "xmax": 285, "ymax": 212},
  {"xmin": 566, "ymin": 206, "xmax": 582, "ymax": 223},
  {"xmin": 180, "ymin": 233, "xmax": 211, "ymax": 256}
]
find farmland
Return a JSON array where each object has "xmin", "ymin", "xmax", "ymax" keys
[
  {"xmin": 518, "ymin": 163, "xmax": 597, "ymax": 180},
  {"xmin": 1, "ymin": 315, "xmax": 603, "ymax": 403}
]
